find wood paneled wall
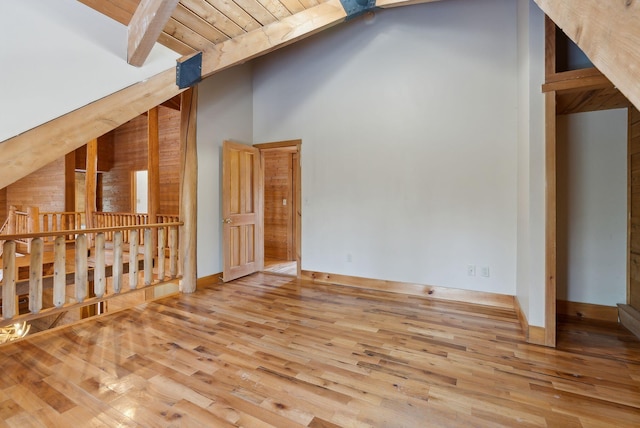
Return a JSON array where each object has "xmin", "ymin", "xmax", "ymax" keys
[
  {"xmin": 100, "ymin": 106, "xmax": 180, "ymax": 214},
  {"xmin": 6, "ymin": 157, "xmax": 66, "ymax": 212},
  {"xmin": 75, "ymin": 132, "xmax": 115, "ymax": 172},
  {"xmin": 158, "ymin": 106, "xmax": 181, "ymax": 215},
  {"xmin": 264, "ymin": 150, "xmax": 294, "ymax": 260},
  {"xmin": 629, "ymin": 107, "xmax": 640, "ymax": 309}
]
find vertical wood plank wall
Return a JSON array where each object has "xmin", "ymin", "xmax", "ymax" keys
[
  {"xmin": 158, "ymin": 106, "xmax": 181, "ymax": 215},
  {"xmin": 5, "ymin": 158, "xmax": 66, "ymax": 212},
  {"xmin": 264, "ymin": 150, "xmax": 294, "ymax": 261},
  {"xmin": 629, "ymin": 107, "xmax": 640, "ymax": 309},
  {"xmin": 75, "ymin": 133, "xmax": 115, "ymax": 172},
  {"xmin": 101, "ymin": 106, "xmax": 180, "ymax": 214}
]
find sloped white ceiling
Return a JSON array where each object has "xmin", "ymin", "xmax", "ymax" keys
[{"xmin": 0, "ymin": 0, "xmax": 179, "ymax": 143}]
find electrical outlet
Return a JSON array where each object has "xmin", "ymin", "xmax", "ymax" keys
[
  {"xmin": 481, "ymin": 266, "xmax": 490, "ymax": 277},
  {"xmin": 467, "ymin": 265, "xmax": 476, "ymax": 276},
  {"xmin": 347, "ymin": 253, "xmax": 352, "ymax": 263}
]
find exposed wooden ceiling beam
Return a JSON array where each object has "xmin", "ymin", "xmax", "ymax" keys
[
  {"xmin": 376, "ymin": 0, "xmax": 443, "ymax": 9},
  {"xmin": 534, "ymin": 0, "xmax": 640, "ymax": 111},
  {"xmin": 128, "ymin": 0, "xmax": 180, "ymax": 66},
  {"xmin": 0, "ymin": 70, "xmax": 183, "ymax": 190},
  {"xmin": 199, "ymin": 0, "xmax": 347, "ymax": 79}
]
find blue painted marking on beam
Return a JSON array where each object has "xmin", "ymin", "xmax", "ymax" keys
[
  {"xmin": 340, "ymin": 0, "xmax": 376, "ymax": 20},
  {"xmin": 176, "ymin": 52, "xmax": 202, "ymax": 89}
]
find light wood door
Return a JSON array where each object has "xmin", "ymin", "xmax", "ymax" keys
[{"xmin": 222, "ymin": 141, "xmax": 263, "ymax": 282}]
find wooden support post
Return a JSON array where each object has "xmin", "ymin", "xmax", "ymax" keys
[
  {"xmin": 85, "ymin": 139, "xmax": 98, "ymax": 247},
  {"xmin": 2, "ymin": 241, "xmax": 16, "ymax": 320},
  {"xmin": 29, "ymin": 238, "xmax": 43, "ymax": 314},
  {"xmin": 148, "ymin": 106, "xmax": 160, "ymax": 257},
  {"xmin": 26, "ymin": 206, "xmax": 39, "ymax": 254},
  {"xmin": 65, "ymin": 151, "xmax": 76, "ymax": 218},
  {"xmin": 53, "ymin": 236, "xmax": 66, "ymax": 308},
  {"xmin": 179, "ymin": 87, "xmax": 197, "ymax": 293},
  {"xmin": 7, "ymin": 206, "xmax": 16, "ymax": 234},
  {"xmin": 543, "ymin": 16, "xmax": 557, "ymax": 348}
]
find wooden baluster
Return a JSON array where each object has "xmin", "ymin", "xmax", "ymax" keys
[
  {"xmin": 144, "ymin": 228, "xmax": 153, "ymax": 285},
  {"xmin": 95, "ymin": 233, "xmax": 106, "ymax": 298},
  {"xmin": 42, "ymin": 214, "xmax": 49, "ymax": 234},
  {"xmin": 29, "ymin": 238, "xmax": 44, "ymax": 314},
  {"xmin": 113, "ymin": 231, "xmax": 123, "ymax": 293},
  {"xmin": 2, "ymin": 241, "xmax": 16, "ymax": 320},
  {"xmin": 129, "ymin": 230, "xmax": 139, "ymax": 289},
  {"xmin": 53, "ymin": 236, "xmax": 66, "ymax": 308},
  {"xmin": 169, "ymin": 225, "xmax": 178, "ymax": 278},
  {"xmin": 157, "ymin": 227, "xmax": 166, "ymax": 280},
  {"xmin": 75, "ymin": 234, "xmax": 88, "ymax": 302}
]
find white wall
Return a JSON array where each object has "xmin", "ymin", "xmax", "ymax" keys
[
  {"xmin": 516, "ymin": 0, "xmax": 546, "ymax": 326},
  {"xmin": 197, "ymin": 64, "xmax": 253, "ymax": 277},
  {"xmin": 253, "ymin": 0, "xmax": 520, "ymax": 295},
  {"xmin": 557, "ymin": 110, "xmax": 628, "ymax": 306},
  {"xmin": 0, "ymin": 0, "xmax": 178, "ymax": 142}
]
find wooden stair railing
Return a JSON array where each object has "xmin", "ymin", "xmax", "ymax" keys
[
  {"xmin": 0, "ymin": 213, "xmax": 10, "ymax": 258},
  {"xmin": 39, "ymin": 211, "xmax": 83, "ymax": 245},
  {"xmin": 0, "ymin": 222, "xmax": 182, "ymax": 328}
]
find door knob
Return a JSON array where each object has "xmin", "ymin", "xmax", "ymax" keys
[{"xmin": 222, "ymin": 218, "xmax": 232, "ymax": 224}]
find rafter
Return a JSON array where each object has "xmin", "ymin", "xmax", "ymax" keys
[
  {"xmin": 0, "ymin": 69, "xmax": 183, "ymax": 190},
  {"xmin": 534, "ymin": 0, "xmax": 640, "ymax": 111},
  {"xmin": 128, "ymin": 0, "xmax": 180, "ymax": 66},
  {"xmin": 199, "ymin": 0, "xmax": 347, "ymax": 78}
]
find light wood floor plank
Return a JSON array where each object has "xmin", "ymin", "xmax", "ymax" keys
[{"xmin": 0, "ymin": 272, "xmax": 639, "ymax": 427}]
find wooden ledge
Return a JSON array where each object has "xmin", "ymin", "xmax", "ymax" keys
[
  {"xmin": 301, "ymin": 270, "xmax": 514, "ymax": 309},
  {"xmin": 542, "ymin": 67, "xmax": 614, "ymax": 93}
]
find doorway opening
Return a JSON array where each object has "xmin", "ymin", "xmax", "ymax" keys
[
  {"xmin": 132, "ymin": 170, "xmax": 148, "ymax": 213},
  {"xmin": 255, "ymin": 140, "xmax": 301, "ymax": 277}
]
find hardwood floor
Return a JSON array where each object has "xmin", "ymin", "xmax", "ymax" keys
[
  {"xmin": 263, "ymin": 258, "xmax": 297, "ymax": 276},
  {"xmin": 0, "ymin": 273, "xmax": 639, "ymax": 427}
]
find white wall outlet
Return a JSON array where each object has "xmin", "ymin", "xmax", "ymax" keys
[
  {"xmin": 467, "ymin": 265, "xmax": 476, "ymax": 276},
  {"xmin": 347, "ymin": 253, "xmax": 352, "ymax": 263},
  {"xmin": 481, "ymin": 266, "xmax": 490, "ymax": 277}
]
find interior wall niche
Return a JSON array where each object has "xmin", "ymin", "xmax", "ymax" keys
[
  {"xmin": 555, "ymin": 29, "xmax": 593, "ymax": 72},
  {"xmin": 556, "ymin": 110, "xmax": 627, "ymax": 307}
]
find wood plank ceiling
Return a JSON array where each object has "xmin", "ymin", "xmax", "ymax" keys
[{"xmin": 79, "ymin": 0, "xmax": 331, "ymax": 57}]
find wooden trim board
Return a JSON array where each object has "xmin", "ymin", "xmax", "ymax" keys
[
  {"xmin": 557, "ymin": 300, "xmax": 619, "ymax": 323},
  {"xmin": 301, "ymin": 270, "xmax": 515, "ymax": 310},
  {"xmin": 514, "ymin": 296, "xmax": 529, "ymax": 333},
  {"xmin": 197, "ymin": 273, "xmax": 223, "ymax": 290},
  {"xmin": 619, "ymin": 304, "xmax": 640, "ymax": 339}
]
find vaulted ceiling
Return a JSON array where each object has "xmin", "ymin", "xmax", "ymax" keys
[
  {"xmin": 80, "ymin": 0, "xmax": 339, "ymax": 57},
  {"xmin": 0, "ymin": 0, "xmax": 638, "ymax": 190}
]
